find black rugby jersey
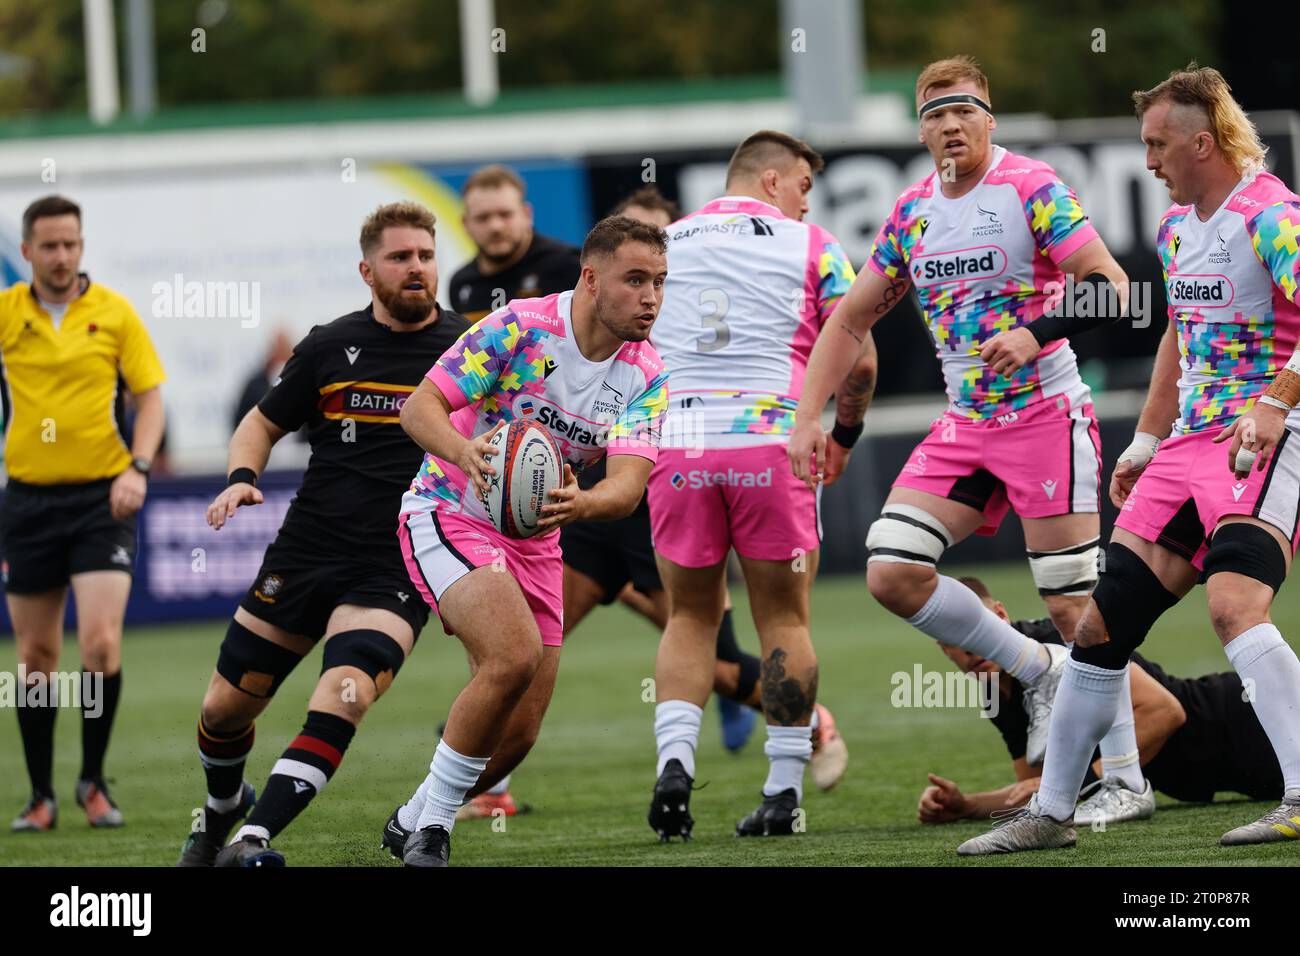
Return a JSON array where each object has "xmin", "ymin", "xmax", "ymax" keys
[
  {"xmin": 983, "ymin": 619, "xmax": 1280, "ymax": 801},
  {"xmin": 1133, "ymin": 656, "xmax": 1280, "ymax": 803},
  {"xmin": 449, "ymin": 234, "xmax": 581, "ymax": 323},
  {"xmin": 257, "ymin": 304, "xmax": 469, "ymax": 556}
]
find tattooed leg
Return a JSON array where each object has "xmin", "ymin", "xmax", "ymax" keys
[
  {"xmin": 760, "ymin": 648, "xmax": 819, "ymax": 726},
  {"xmin": 737, "ymin": 554, "xmax": 819, "ymax": 808}
]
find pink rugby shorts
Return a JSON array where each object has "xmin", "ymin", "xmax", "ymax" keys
[
  {"xmin": 397, "ymin": 502, "xmax": 564, "ymax": 647},
  {"xmin": 891, "ymin": 394, "xmax": 1101, "ymax": 536},
  {"xmin": 1115, "ymin": 426, "xmax": 1300, "ymax": 569},
  {"xmin": 646, "ymin": 443, "xmax": 820, "ymax": 568}
]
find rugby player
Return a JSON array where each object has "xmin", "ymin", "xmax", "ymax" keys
[
  {"xmin": 176, "ymin": 202, "xmax": 469, "ymax": 866},
  {"xmin": 958, "ymin": 65, "xmax": 1300, "ymax": 854},
  {"xmin": 567, "ymin": 186, "xmax": 793, "ymax": 761},
  {"xmin": 449, "ymin": 188, "xmax": 794, "ymax": 826},
  {"xmin": 645, "ymin": 130, "xmax": 875, "ymax": 840},
  {"xmin": 2, "ymin": 195, "xmax": 166, "ymax": 831},
  {"xmin": 449, "ymin": 164, "xmax": 582, "ymax": 323},
  {"xmin": 437, "ymin": 181, "xmax": 681, "ymax": 819},
  {"xmin": 387, "ymin": 216, "xmax": 670, "ymax": 866},
  {"xmin": 789, "ymin": 57, "xmax": 1149, "ymax": 795},
  {"xmin": 917, "ymin": 577, "xmax": 1236, "ymax": 826}
]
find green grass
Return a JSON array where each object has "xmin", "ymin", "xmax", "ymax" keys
[{"xmin": 2, "ymin": 563, "xmax": 1298, "ymax": 867}]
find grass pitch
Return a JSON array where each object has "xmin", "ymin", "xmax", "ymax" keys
[{"xmin": 2, "ymin": 562, "xmax": 1298, "ymax": 867}]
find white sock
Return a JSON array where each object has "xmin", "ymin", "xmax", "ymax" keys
[
  {"xmin": 415, "ymin": 739, "xmax": 490, "ymax": 833},
  {"xmin": 395, "ymin": 771, "xmax": 510, "ymax": 826},
  {"xmin": 655, "ymin": 700, "xmax": 703, "ymax": 778},
  {"xmin": 907, "ymin": 574, "xmax": 1050, "ymax": 682},
  {"xmin": 1037, "ymin": 658, "xmax": 1127, "ymax": 820},
  {"xmin": 396, "ymin": 775, "xmax": 431, "ymax": 831},
  {"xmin": 231, "ymin": 824, "xmax": 269, "ymax": 845},
  {"xmin": 1225, "ymin": 623, "xmax": 1300, "ymax": 791},
  {"xmin": 1098, "ymin": 667, "xmax": 1144, "ymax": 791},
  {"xmin": 763, "ymin": 725, "xmax": 812, "ymax": 802},
  {"xmin": 207, "ymin": 788, "xmax": 244, "ymax": 814}
]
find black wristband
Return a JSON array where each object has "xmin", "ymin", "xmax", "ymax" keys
[
  {"xmin": 1025, "ymin": 273, "xmax": 1124, "ymax": 346},
  {"xmin": 830, "ymin": 420, "xmax": 864, "ymax": 449},
  {"xmin": 228, "ymin": 467, "xmax": 258, "ymax": 487}
]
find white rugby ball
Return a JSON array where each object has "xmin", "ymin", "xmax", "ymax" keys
[{"xmin": 481, "ymin": 419, "xmax": 564, "ymax": 539}]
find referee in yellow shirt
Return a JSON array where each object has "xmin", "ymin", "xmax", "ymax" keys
[{"xmin": 1, "ymin": 195, "xmax": 165, "ymax": 832}]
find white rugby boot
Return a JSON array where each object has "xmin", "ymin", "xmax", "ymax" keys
[
  {"xmin": 1073, "ymin": 774, "xmax": 1156, "ymax": 827},
  {"xmin": 1021, "ymin": 643, "xmax": 1068, "ymax": 766}
]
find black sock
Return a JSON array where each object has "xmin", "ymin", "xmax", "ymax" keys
[
  {"xmin": 16, "ymin": 679, "xmax": 57, "ymax": 800},
  {"xmin": 79, "ymin": 670, "xmax": 121, "ymax": 783},
  {"xmin": 715, "ymin": 610, "xmax": 761, "ymax": 702},
  {"xmin": 734, "ymin": 651, "xmax": 762, "ymax": 705},
  {"xmin": 197, "ymin": 718, "xmax": 255, "ymax": 804},
  {"xmin": 245, "ymin": 710, "xmax": 356, "ymax": 840},
  {"xmin": 715, "ymin": 610, "xmax": 740, "ymax": 662}
]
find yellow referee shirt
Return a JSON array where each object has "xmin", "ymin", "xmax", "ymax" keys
[{"xmin": 0, "ymin": 277, "xmax": 166, "ymax": 485}]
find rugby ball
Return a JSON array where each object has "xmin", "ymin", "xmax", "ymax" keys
[{"xmin": 481, "ymin": 419, "xmax": 564, "ymax": 539}]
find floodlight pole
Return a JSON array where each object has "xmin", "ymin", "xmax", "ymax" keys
[
  {"xmin": 780, "ymin": 0, "xmax": 864, "ymax": 141},
  {"xmin": 83, "ymin": 0, "xmax": 121, "ymax": 125},
  {"xmin": 460, "ymin": 0, "xmax": 499, "ymax": 106},
  {"xmin": 126, "ymin": 0, "xmax": 158, "ymax": 118}
]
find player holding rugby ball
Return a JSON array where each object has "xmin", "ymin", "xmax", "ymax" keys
[{"xmin": 386, "ymin": 216, "xmax": 670, "ymax": 866}]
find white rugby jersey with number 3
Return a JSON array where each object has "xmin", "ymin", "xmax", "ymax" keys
[{"xmin": 652, "ymin": 197, "xmax": 856, "ymax": 449}]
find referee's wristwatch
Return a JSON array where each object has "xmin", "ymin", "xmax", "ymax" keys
[{"xmin": 129, "ymin": 457, "xmax": 152, "ymax": 476}]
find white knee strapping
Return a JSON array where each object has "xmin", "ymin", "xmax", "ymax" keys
[
  {"xmin": 866, "ymin": 504, "xmax": 953, "ymax": 567},
  {"xmin": 1027, "ymin": 538, "xmax": 1100, "ymax": 596}
]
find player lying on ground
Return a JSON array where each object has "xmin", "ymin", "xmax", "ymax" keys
[
  {"xmin": 645, "ymin": 129, "xmax": 874, "ymax": 840},
  {"xmin": 918, "ymin": 577, "xmax": 1282, "ymax": 827},
  {"xmin": 789, "ymin": 56, "xmax": 1149, "ymax": 798},
  {"xmin": 177, "ymin": 203, "xmax": 470, "ymax": 866},
  {"xmin": 385, "ymin": 216, "xmax": 670, "ymax": 866},
  {"xmin": 958, "ymin": 65, "xmax": 1300, "ymax": 856}
]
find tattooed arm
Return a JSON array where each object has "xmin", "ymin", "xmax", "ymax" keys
[
  {"xmin": 790, "ymin": 269, "xmax": 909, "ymax": 488},
  {"xmin": 836, "ymin": 333, "xmax": 879, "ymax": 427},
  {"xmin": 822, "ymin": 333, "xmax": 879, "ymax": 486}
]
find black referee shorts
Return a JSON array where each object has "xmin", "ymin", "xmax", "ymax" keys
[
  {"xmin": 0, "ymin": 477, "xmax": 137, "ymax": 594},
  {"xmin": 560, "ymin": 498, "xmax": 663, "ymax": 604},
  {"xmin": 239, "ymin": 531, "xmax": 430, "ymax": 641}
]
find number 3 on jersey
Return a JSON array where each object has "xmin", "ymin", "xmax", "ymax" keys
[{"xmin": 697, "ymin": 288, "xmax": 730, "ymax": 352}]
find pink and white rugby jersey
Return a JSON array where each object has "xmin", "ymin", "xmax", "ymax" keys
[
  {"xmin": 406, "ymin": 291, "xmax": 669, "ymax": 526},
  {"xmin": 653, "ymin": 197, "xmax": 855, "ymax": 448},
  {"xmin": 1154, "ymin": 171, "xmax": 1300, "ymax": 434},
  {"xmin": 868, "ymin": 146, "xmax": 1100, "ymax": 420}
]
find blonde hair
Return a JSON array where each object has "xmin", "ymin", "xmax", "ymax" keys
[
  {"xmin": 915, "ymin": 55, "xmax": 990, "ymax": 108},
  {"xmin": 1133, "ymin": 64, "xmax": 1267, "ymax": 176}
]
